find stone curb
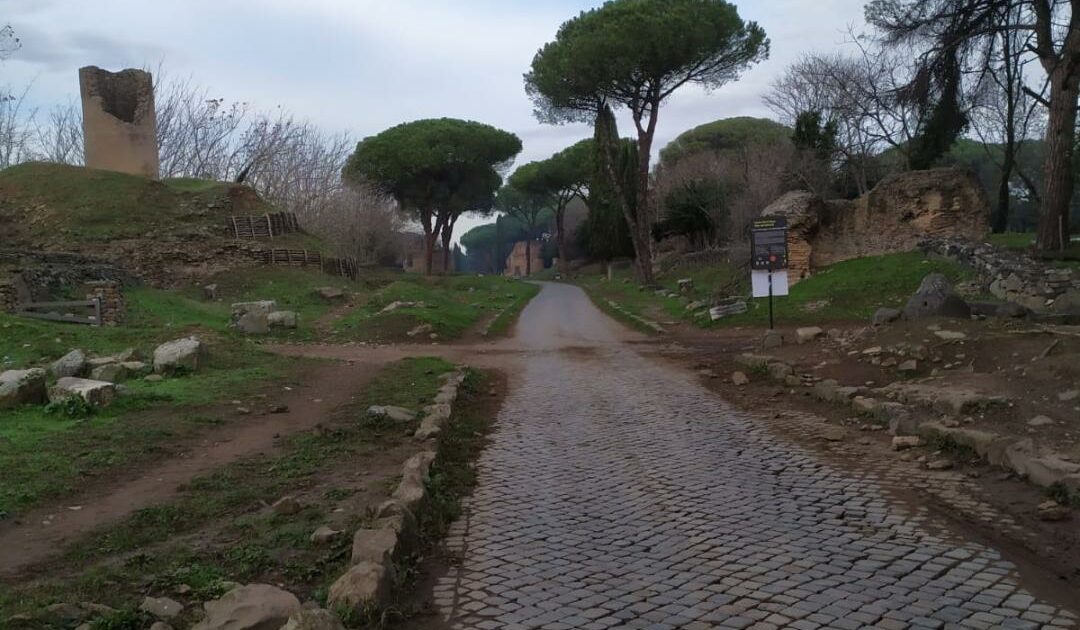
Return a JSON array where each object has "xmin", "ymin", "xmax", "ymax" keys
[
  {"xmin": 327, "ymin": 366, "xmax": 468, "ymax": 614},
  {"xmin": 741, "ymin": 352, "xmax": 1080, "ymax": 493},
  {"xmin": 605, "ymin": 299, "xmax": 665, "ymax": 333},
  {"xmin": 415, "ymin": 368, "xmax": 467, "ymax": 440}
]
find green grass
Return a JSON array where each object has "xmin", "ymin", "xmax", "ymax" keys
[
  {"xmin": 0, "ymin": 267, "xmax": 371, "ymax": 516},
  {"xmin": 485, "ymin": 282, "xmax": 541, "ymax": 337},
  {"xmin": 987, "ymin": 232, "xmax": 1036, "ymax": 250},
  {"xmin": 0, "ymin": 357, "xmax": 457, "ymax": 625},
  {"xmin": 573, "ymin": 251, "xmax": 974, "ymax": 329},
  {"xmin": 334, "ymin": 274, "xmax": 537, "ymax": 341}
]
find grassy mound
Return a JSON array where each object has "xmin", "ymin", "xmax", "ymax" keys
[{"xmin": 0, "ymin": 162, "xmax": 282, "ymax": 247}]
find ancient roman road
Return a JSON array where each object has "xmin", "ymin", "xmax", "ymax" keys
[{"xmin": 429, "ymin": 282, "xmax": 1078, "ymax": 630}]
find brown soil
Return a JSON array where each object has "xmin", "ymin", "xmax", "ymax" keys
[{"xmin": 0, "ymin": 359, "xmax": 388, "ymax": 576}]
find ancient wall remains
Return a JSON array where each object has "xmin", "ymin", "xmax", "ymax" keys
[
  {"xmin": 85, "ymin": 280, "xmax": 125, "ymax": 326},
  {"xmin": 761, "ymin": 168, "xmax": 991, "ymax": 284},
  {"xmin": 504, "ymin": 240, "xmax": 544, "ymax": 277},
  {"xmin": 79, "ymin": 66, "xmax": 159, "ymax": 178}
]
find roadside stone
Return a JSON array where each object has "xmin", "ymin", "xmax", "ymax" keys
[
  {"xmin": 193, "ymin": 584, "xmax": 300, "ymax": 630},
  {"xmin": 761, "ymin": 330, "xmax": 783, "ymax": 350},
  {"xmin": 327, "ymin": 562, "xmax": 390, "ymax": 611},
  {"xmin": 50, "ymin": 349, "xmax": 87, "ymax": 378},
  {"xmin": 767, "ymin": 362, "xmax": 793, "ymax": 381},
  {"xmin": 821, "ymin": 426, "xmax": 846, "ymax": 442},
  {"xmin": 351, "ymin": 527, "xmax": 398, "ymax": 566},
  {"xmin": 407, "ymin": 323, "xmax": 434, "ymax": 337},
  {"xmin": 897, "ymin": 359, "xmax": 918, "ymax": 374},
  {"xmin": 140, "ymin": 596, "xmax": 183, "ymax": 619},
  {"xmin": 1027, "ymin": 415, "xmax": 1055, "ymax": 427},
  {"xmin": 235, "ymin": 311, "xmax": 270, "ymax": 335},
  {"xmin": 795, "ymin": 326, "xmax": 824, "ymax": 344},
  {"xmin": 1052, "ymin": 289, "xmax": 1080, "ymax": 315},
  {"xmin": 934, "ymin": 330, "xmax": 967, "ymax": 341},
  {"xmin": 0, "ymin": 368, "xmax": 47, "ymax": 409},
  {"xmin": 872, "ymin": 307, "xmax": 902, "ymax": 326},
  {"xmin": 893, "ymin": 435, "xmax": 924, "ymax": 450},
  {"xmin": 926, "ymin": 459, "xmax": 954, "ymax": 471},
  {"xmin": 230, "ymin": 300, "xmax": 278, "ymax": 319},
  {"xmin": 49, "ymin": 377, "xmax": 117, "ymax": 407},
  {"xmin": 310, "ymin": 526, "xmax": 341, "ymax": 546},
  {"xmin": 272, "ymin": 496, "xmax": 303, "ymax": 516},
  {"xmin": 267, "ymin": 311, "xmax": 299, "ymax": 329},
  {"xmin": 315, "ymin": 287, "xmax": 345, "ymax": 301},
  {"xmin": 392, "ymin": 451, "xmax": 436, "ymax": 512},
  {"xmin": 203, "ymin": 284, "xmax": 218, "ymax": 301},
  {"xmin": 731, "ymin": 371, "xmax": 749, "ymax": 386},
  {"xmin": 904, "ymin": 273, "xmax": 971, "ymax": 320},
  {"xmin": 852, "ymin": 396, "xmax": 880, "ymax": 415},
  {"xmin": 282, "ymin": 608, "xmax": 346, "ymax": 630},
  {"xmin": 144, "ymin": 374, "xmax": 164, "ymax": 382},
  {"xmin": 367, "ymin": 405, "xmax": 416, "ymax": 421},
  {"xmin": 1036, "ymin": 500, "xmax": 1071, "ymax": 522},
  {"xmin": 153, "ymin": 337, "xmax": 204, "ymax": 374},
  {"xmin": 1058, "ymin": 389, "xmax": 1079, "ymax": 402}
]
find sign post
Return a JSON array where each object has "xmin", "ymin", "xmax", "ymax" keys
[{"xmin": 750, "ymin": 217, "xmax": 789, "ymax": 330}]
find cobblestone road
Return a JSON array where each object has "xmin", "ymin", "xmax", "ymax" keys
[{"xmin": 433, "ymin": 283, "xmax": 1077, "ymax": 629}]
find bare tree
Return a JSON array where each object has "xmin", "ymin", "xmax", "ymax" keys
[
  {"xmin": 35, "ymin": 102, "xmax": 83, "ymax": 165},
  {"xmin": 0, "ymin": 84, "xmax": 37, "ymax": 168},
  {"xmin": 299, "ymin": 181, "xmax": 407, "ymax": 264}
]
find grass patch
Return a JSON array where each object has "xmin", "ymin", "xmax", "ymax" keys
[
  {"xmin": 334, "ymin": 275, "xmax": 536, "ymax": 342},
  {"xmin": 572, "ymin": 251, "xmax": 974, "ymax": 328},
  {"xmin": 485, "ymin": 282, "xmax": 541, "ymax": 337},
  {"xmin": 0, "ymin": 357, "xmax": 457, "ymax": 624}
]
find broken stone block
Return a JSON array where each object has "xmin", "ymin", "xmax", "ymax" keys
[
  {"xmin": 153, "ymin": 337, "xmax": 204, "ymax": 374},
  {"xmin": 49, "ymin": 377, "xmax": 118, "ymax": 407},
  {"xmin": 267, "ymin": 311, "xmax": 298, "ymax": 329},
  {"xmin": 192, "ymin": 584, "xmax": 300, "ymax": 630},
  {"xmin": 795, "ymin": 327, "xmax": 824, "ymax": 344},
  {"xmin": 0, "ymin": 368, "xmax": 47, "ymax": 409},
  {"xmin": 892, "ymin": 435, "xmax": 924, "ymax": 450},
  {"xmin": 904, "ymin": 273, "xmax": 971, "ymax": 320},
  {"xmin": 731, "ymin": 371, "xmax": 749, "ymax": 386},
  {"xmin": 50, "ymin": 349, "xmax": 88, "ymax": 378}
]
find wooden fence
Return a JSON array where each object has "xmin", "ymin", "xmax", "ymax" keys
[
  {"xmin": 229, "ymin": 213, "xmax": 301, "ymax": 239},
  {"xmin": 259, "ymin": 249, "xmax": 359, "ymax": 281},
  {"xmin": 16, "ymin": 298, "xmax": 102, "ymax": 325}
]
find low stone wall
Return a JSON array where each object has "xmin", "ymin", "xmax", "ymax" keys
[
  {"xmin": 762, "ymin": 168, "xmax": 990, "ymax": 284},
  {"xmin": 327, "ymin": 367, "xmax": 469, "ymax": 614},
  {"xmin": 85, "ymin": 281, "xmax": 125, "ymax": 326},
  {"xmin": 920, "ymin": 237, "xmax": 1079, "ymax": 312}
]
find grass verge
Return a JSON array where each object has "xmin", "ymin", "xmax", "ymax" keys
[
  {"xmin": 0, "ymin": 357, "xmax": 459, "ymax": 627},
  {"xmin": 334, "ymin": 275, "xmax": 536, "ymax": 342},
  {"xmin": 571, "ymin": 251, "xmax": 974, "ymax": 329},
  {"xmin": 484, "ymin": 283, "xmax": 541, "ymax": 337}
]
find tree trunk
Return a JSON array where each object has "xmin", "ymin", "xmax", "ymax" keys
[
  {"xmin": 555, "ymin": 204, "xmax": 567, "ymax": 273},
  {"xmin": 1036, "ymin": 66, "xmax": 1078, "ymax": 252},
  {"xmin": 423, "ymin": 229, "xmax": 437, "ymax": 276},
  {"xmin": 633, "ymin": 110, "xmax": 657, "ymax": 286},
  {"xmin": 439, "ymin": 216, "xmax": 457, "ymax": 275},
  {"xmin": 992, "ymin": 150, "xmax": 1013, "ymax": 234},
  {"xmin": 525, "ymin": 239, "xmax": 532, "ymax": 276}
]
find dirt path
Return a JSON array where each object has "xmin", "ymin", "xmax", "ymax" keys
[{"xmin": 0, "ymin": 360, "xmax": 388, "ymax": 576}]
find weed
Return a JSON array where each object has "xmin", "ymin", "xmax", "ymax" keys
[
  {"xmin": 89, "ymin": 608, "xmax": 150, "ymax": 630},
  {"xmin": 928, "ymin": 434, "xmax": 978, "ymax": 462},
  {"xmin": 1047, "ymin": 482, "xmax": 1080, "ymax": 508},
  {"xmin": 44, "ymin": 396, "xmax": 96, "ymax": 419}
]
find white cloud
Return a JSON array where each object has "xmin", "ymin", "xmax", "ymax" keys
[{"xmin": 0, "ymin": 0, "xmax": 867, "ymax": 241}]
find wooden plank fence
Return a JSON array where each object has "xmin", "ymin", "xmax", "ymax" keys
[
  {"xmin": 260, "ymin": 249, "xmax": 359, "ymax": 281},
  {"xmin": 16, "ymin": 298, "xmax": 101, "ymax": 325},
  {"xmin": 229, "ymin": 212, "xmax": 301, "ymax": 239}
]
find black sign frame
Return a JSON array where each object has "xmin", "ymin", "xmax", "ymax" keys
[{"xmin": 751, "ymin": 216, "xmax": 789, "ymax": 271}]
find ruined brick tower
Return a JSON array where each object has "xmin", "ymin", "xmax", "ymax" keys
[{"xmin": 79, "ymin": 66, "xmax": 159, "ymax": 178}]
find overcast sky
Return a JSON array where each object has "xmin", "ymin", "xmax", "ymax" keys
[{"xmin": 0, "ymin": 0, "xmax": 867, "ymax": 240}]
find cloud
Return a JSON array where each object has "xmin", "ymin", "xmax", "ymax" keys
[{"xmin": 0, "ymin": 0, "xmax": 868, "ymax": 242}]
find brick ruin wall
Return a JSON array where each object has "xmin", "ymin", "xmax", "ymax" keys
[
  {"xmin": 79, "ymin": 66, "xmax": 159, "ymax": 178},
  {"xmin": 85, "ymin": 280, "xmax": 125, "ymax": 326},
  {"xmin": 762, "ymin": 168, "xmax": 991, "ymax": 284}
]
